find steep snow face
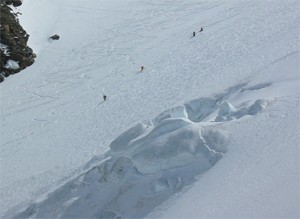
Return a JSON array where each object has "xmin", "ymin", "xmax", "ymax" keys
[
  {"xmin": 8, "ymin": 80, "xmax": 275, "ymax": 218},
  {"xmin": 8, "ymin": 57, "xmax": 299, "ymax": 217},
  {"xmin": 0, "ymin": 0, "xmax": 299, "ymax": 218},
  {"xmin": 17, "ymin": 0, "xmax": 62, "ymax": 53}
]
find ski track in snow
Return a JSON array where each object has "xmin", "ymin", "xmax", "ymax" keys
[{"xmin": 8, "ymin": 82, "xmax": 270, "ymax": 219}]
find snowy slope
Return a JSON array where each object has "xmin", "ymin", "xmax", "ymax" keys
[
  {"xmin": 147, "ymin": 53, "xmax": 300, "ymax": 219},
  {"xmin": 1, "ymin": 0, "xmax": 299, "ymax": 218}
]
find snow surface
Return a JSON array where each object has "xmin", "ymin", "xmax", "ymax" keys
[
  {"xmin": 4, "ymin": 60, "xmax": 20, "ymax": 70},
  {"xmin": 0, "ymin": 43, "xmax": 10, "ymax": 56},
  {"xmin": 1, "ymin": 0, "xmax": 299, "ymax": 218}
]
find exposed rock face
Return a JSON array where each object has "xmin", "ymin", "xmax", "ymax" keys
[
  {"xmin": 3, "ymin": 0, "xmax": 22, "ymax": 7},
  {"xmin": 0, "ymin": 0, "xmax": 36, "ymax": 82}
]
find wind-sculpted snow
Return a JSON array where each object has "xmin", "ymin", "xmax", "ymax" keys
[
  {"xmin": 215, "ymin": 99, "xmax": 268, "ymax": 122},
  {"xmin": 10, "ymin": 83, "xmax": 270, "ymax": 219}
]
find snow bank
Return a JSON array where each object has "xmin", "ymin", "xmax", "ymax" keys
[{"xmin": 9, "ymin": 81, "xmax": 274, "ymax": 219}]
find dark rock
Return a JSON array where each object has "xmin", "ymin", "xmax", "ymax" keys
[
  {"xmin": 50, "ymin": 34, "xmax": 60, "ymax": 40},
  {"xmin": 0, "ymin": 1, "xmax": 35, "ymax": 81},
  {"xmin": 3, "ymin": 0, "xmax": 22, "ymax": 7},
  {"xmin": 0, "ymin": 74, "xmax": 4, "ymax": 83}
]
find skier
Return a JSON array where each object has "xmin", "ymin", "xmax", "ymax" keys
[
  {"xmin": 103, "ymin": 94, "xmax": 107, "ymax": 101},
  {"xmin": 140, "ymin": 66, "xmax": 144, "ymax": 72},
  {"xmin": 192, "ymin": 31, "xmax": 196, "ymax": 37},
  {"xmin": 199, "ymin": 27, "xmax": 203, "ymax": 32}
]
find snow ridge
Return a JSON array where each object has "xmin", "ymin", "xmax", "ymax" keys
[{"xmin": 10, "ymin": 82, "xmax": 269, "ymax": 219}]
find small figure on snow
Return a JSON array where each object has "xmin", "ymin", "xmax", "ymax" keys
[
  {"xmin": 140, "ymin": 66, "xmax": 144, "ymax": 72},
  {"xmin": 199, "ymin": 27, "xmax": 203, "ymax": 32},
  {"xmin": 192, "ymin": 31, "xmax": 196, "ymax": 37},
  {"xmin": 103, "ymin": 94, "xmax": 107, "ymax": 101}
]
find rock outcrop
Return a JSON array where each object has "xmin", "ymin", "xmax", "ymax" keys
[
  {"xmin": 49, "ymin": 34, "xmax": 60, "ymax": 40},
  {"xmin": 0, "ymin": 0, "xmax": 36, "ymax": 82}
]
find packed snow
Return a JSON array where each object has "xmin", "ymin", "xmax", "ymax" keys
[{"xmin": 0, "ymin": 0, "xmax": 299, "ymax": 218}]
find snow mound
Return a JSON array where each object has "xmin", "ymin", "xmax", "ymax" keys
[
  {"xmin": 216, "ymin": 99, "xmax": 268, "ymax": 122},
  {"xmin": 9, "ymin": 82, "xmax": 271, "ymax": 219},
  {"xmin": 4, "ymin": 60, "xmax": 20, "ymax": 70},
  {"xmin": 11, "ymin": 126, "xmax": 227, "ymax": 219}
]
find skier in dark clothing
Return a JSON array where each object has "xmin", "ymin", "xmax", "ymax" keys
[
  {"xmin": 192, "ymin": 31, "xmax": 196, "ymax": 37},
  {"xmin": 103, "ymin": 95, "xmax": 107, "ymax": 101},
  {"xmin": 199, "ymin": 27, "xmax": 203, "ymax": 32}
]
